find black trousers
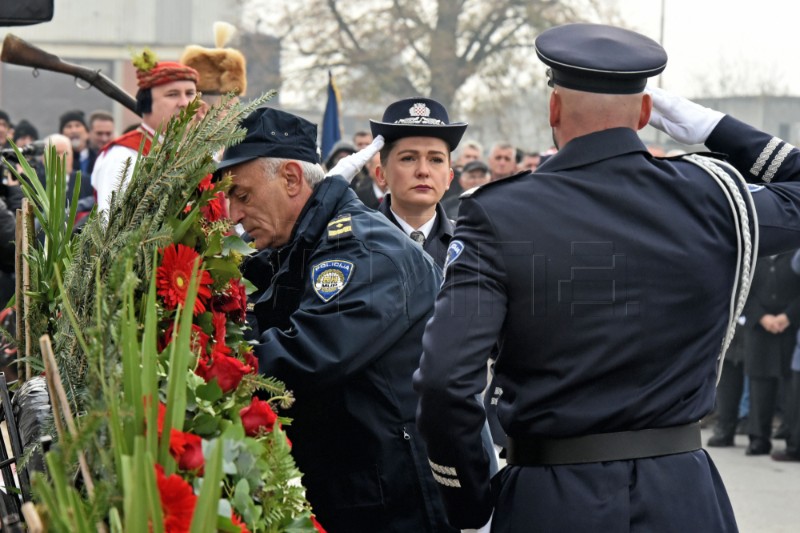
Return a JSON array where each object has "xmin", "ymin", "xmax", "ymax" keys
[
  {"xmin": 713, "ymin": 359, "xmax": 745, "ymax": 440},
  {"xmin": 748, "ymin": 375, "xmax": 789, "ymax": 443},
  {"xmin": 786, "ymin": 371, "xmax": 800, "ymax": 456}
]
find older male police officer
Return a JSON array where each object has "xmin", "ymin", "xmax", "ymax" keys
[
  {"xmin": 216, "ymin": 107, "xmax": 457, "ymax": 532},
  {"xmin": 415, "ymin": 23, "xmax": 800, "ymax": 532}
]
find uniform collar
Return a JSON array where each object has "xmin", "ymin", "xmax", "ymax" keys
[
  {"xmin": 289, "ymin": 175, "xmax": 357, "ymax": 246},
  {"xmin": 536, "ymin": 127, "xmax": 649, "ymax": 173},
  {"xmin": 379, "ymin": 193, "xmax": 454, "ymax": 242}
]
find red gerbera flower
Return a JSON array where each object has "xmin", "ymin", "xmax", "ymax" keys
[
  {"xmin": 156, "ymin": 244, "xmax": 214, "ymax": 315},
  {"xmin": 155, "ymin": 464, "xmax": 197, "ymax": 532},
  {"xmin": 212, "ymin": 311, "xmax": 227, "ymax": 346},
  {"xmin": 231, "ymin": 512, "xmax": 250, "ymax": 533}
]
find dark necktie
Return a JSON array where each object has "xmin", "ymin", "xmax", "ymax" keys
[{"xmin": 410, "ymin": 231, "xmax": 425, "ymax": 244}]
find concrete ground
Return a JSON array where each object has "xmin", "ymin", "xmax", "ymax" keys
[{"xmin": 702, "ymin": 428, "xmax": 800, "ymax": 533}]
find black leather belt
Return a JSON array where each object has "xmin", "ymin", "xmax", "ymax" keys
[{"xmin": 507, "ymin": 422, "xmax": 701, "ymax": 466}]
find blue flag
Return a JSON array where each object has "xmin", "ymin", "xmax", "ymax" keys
[{"xmin": 321, "ymin": 71, "xmax": 342, "ymax": 163}]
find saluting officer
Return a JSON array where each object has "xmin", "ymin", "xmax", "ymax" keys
[
  {"xmin": 414, "ymin": 23, "xmax": 800, "ymax": 532},
  {"xmin": 217, "ymin": 108, "xmax": 456, "ymax": 532}
]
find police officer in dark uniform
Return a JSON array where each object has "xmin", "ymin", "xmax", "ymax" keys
[
  {"xmin": 415, "ymin": 23, "xmax": 800, "ymax": 532},
  {"xmin": 371, "ymin": 97, "xmax": 465, "ymax": 268},
  {"xmin": 217, "ymin": 107, "xmax": 457, "ymax": 532}
]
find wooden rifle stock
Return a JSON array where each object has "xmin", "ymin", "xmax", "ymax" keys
[{"xmin": 1, "ymin": 33, "xmax": 139, "ymax": 116}]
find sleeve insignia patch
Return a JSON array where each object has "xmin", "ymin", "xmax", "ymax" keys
[
  {"xmin": 311, "ymin": 259, "xmax": 355, "ymax": 302},
  {"xmin": 327, "ymin": 215, "xmax": 353, "ymax": 239},
  {"xmin": 444, "ymin": 240, "xmax": 465, "ymax": 270}
]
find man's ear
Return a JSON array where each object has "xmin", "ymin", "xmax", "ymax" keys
[
  {"xmin": 549, "ymin": 90, "xmax": 561, "ymax": 127},
  {"xmin": 638, "ymin": 92, "xmax": 653, "ymax": 130},
  {"xmin": 281, "ymin": 160, "xmax": 305, "ymax": 197}
]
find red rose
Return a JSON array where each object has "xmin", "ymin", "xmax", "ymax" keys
[
  {"xmin": 176, "ymin": 432, "xmax": 204, "ymax": 473},
  {"xmin": 195, "ymin": 348, "xmax": 251, "ymax": 393},
  {"xmin": 155, "ymin": 464, "xmax": 197, "ymax": 532},
  {"xmin": 239, "ymin": 397, "xmax": 278, "ymax": 437}
]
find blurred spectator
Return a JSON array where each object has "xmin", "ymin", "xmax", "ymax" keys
[
  {"xmin": 0, "ymin": 110, "xmax": 13, "ymax": 148},
  {"xmin": 324, "ymin": 140, "xmax": 356, "ymax": 172},
  {"xmin": 454, "ymin": 140, "xmax": 483, "ymax": 171},
  {"xmin": 488, "ymin": 141, "xmax": 517, "ymax": 181},
  {"xmin": 352, "ymin": 130, "xmax": 372, "ymax": 150},
  {"xmin": 353, "ymin": 153, "xmax": 385, "ymax": 209},
  {"xmin": 13, "ymin": 119, "xmax": 39, "ymax": 147},
  {"xmin": 520, "ymin": 151, "xmax": 541, "ymax": 172},
  {"xmin": 59, "ymin": 109, "xmax": 90, "ymax": 175},
  {"xmin": 442, "ymin": 160, "xmax": 490, "ymax": 218},
  {"xmin": 86, "ymin": 110, "xmax": 115, "ymax": 175}
]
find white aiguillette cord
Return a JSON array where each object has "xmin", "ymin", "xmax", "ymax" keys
[{"xmin": 682, "ymin": 154, "xmax": 758, "ymax": 383}]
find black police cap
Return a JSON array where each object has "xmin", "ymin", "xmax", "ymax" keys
[
  {"xmin": 216, "ymin": 107, "xmax": 320, "ymax": 174},
  {"xmin": 370, "ymin": 97, "xmax": 467, "ymax": 151},
  {"xmin": 535, "ymin": 23, "xmax": 667, "ymax": 94}
]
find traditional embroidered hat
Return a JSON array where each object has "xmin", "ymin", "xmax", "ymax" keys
[
  {"xmin": 180, "ymin": 22, "xmax": 247, "ymax": 96},
  {"xmin": 535, "ymin": 23, "xmax": 667, "ymax": 94},
  {"xmin": 133, "ymin": 49, "xmax": 199, "ymax": 90},
  {"xmin": 370, "ymin": 97, "xmax": 467, "ymax": 151},
  {"xmin": 216, "ymin": 107, "xmax": 320, "ymax": 173}
]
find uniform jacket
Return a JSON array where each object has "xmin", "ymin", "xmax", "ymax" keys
[
  {"xmin": 378, "ymin": 193, "xmax": 454, "ymax": 268},
  {"xmin": 246, "ymin": 176, "xmax": 456, "ymax": 533},
  {"xmin": 740, "ymin": 251, "xmax": 800, "ymax": 377},
  {"xmin": 415, "ymin": 123, "xmax": 800, "ymax": 531}
]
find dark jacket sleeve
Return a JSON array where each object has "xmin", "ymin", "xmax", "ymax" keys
[
  {"xmin": 413, "ymin": 197, "xmax": 506, "ymax": 529},
  {"xmin": 255, "ymin": 238, "xmax": 427, "ymax": 393},
  {"xmin": 707, "ymin": 116, "xmax": 800, "ymax": 256}
]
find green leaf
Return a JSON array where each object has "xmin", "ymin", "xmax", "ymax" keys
[
  {"xmin": 190, "ymin": 438, "xmax": 225, "ymax": 533},
  {"xmin": 196, "ymin": 380, "xmax": 223, "ymax": 403},
  {"xmin": 222, "ymin": 235, "xmax": 255, "ymax": 257},
  {"xmin": 190, "ymin": 412, "xmax": 220, "ymax": 436}
]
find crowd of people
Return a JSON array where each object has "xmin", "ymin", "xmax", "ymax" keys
[{"xmin": 2, "ymin": 20, "xmax": 800, "ymax": 533}]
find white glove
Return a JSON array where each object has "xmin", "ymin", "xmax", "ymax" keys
[
  {"xmin": 325, "ymin": 135, "xmax": 385, "ymax": 183},
  {"xmin": 462, "ymin": 512, "xmax": 493, "ymax": 533},
  {"xmin": 647, "ymin": 86, "xmax": 725, "ymax": 146}
]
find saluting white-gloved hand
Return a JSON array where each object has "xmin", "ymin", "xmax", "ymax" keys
[
  {"xmin": 325, "ymin": 134, "xmax": 385, "ymax": 183},
  {"xmin": 647, "ymin": 86, "xmax": 725, "ymax": 146}
]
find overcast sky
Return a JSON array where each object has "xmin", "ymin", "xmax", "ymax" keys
[{"xmin": 617, "ymin": 0, "xmax": 800, "ymax": 97}]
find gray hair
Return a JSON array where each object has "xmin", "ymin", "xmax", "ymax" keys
[{"xmin": 261, "ymin": 157, "xmax": 326, "ymax": 188}]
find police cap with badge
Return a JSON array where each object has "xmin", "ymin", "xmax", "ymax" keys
[
  {"xmin": 369, "ymin": 97, "xmax": 468, "ymax": 151},
  {"xmin": 534, "ymin": 23, "xmax": 667, "ymax": 94},
  {"xmin": 215, "ymin": 107, "xmax": 320, "ymax": 175}
]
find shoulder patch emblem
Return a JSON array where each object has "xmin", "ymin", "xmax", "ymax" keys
[
  {"xmin": 311, "ymin": 260, "xmax": 355, "ymax": 302},
  {"xmin": 444, "ymin": 240, "xmax": 465, "ymax": 269},
  {"xmin": 327, "ymin": 215, "xmax": 353, "ymax": 239}
]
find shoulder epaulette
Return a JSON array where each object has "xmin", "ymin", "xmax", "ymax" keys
[{"xmin": 327, "ymin": 214, "xmax": 354, "ymax": 240}]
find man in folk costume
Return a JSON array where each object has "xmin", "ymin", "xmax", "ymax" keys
[{"xmin": 90, "ymin": 51, "xmax": 199, "ymax": 214}]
